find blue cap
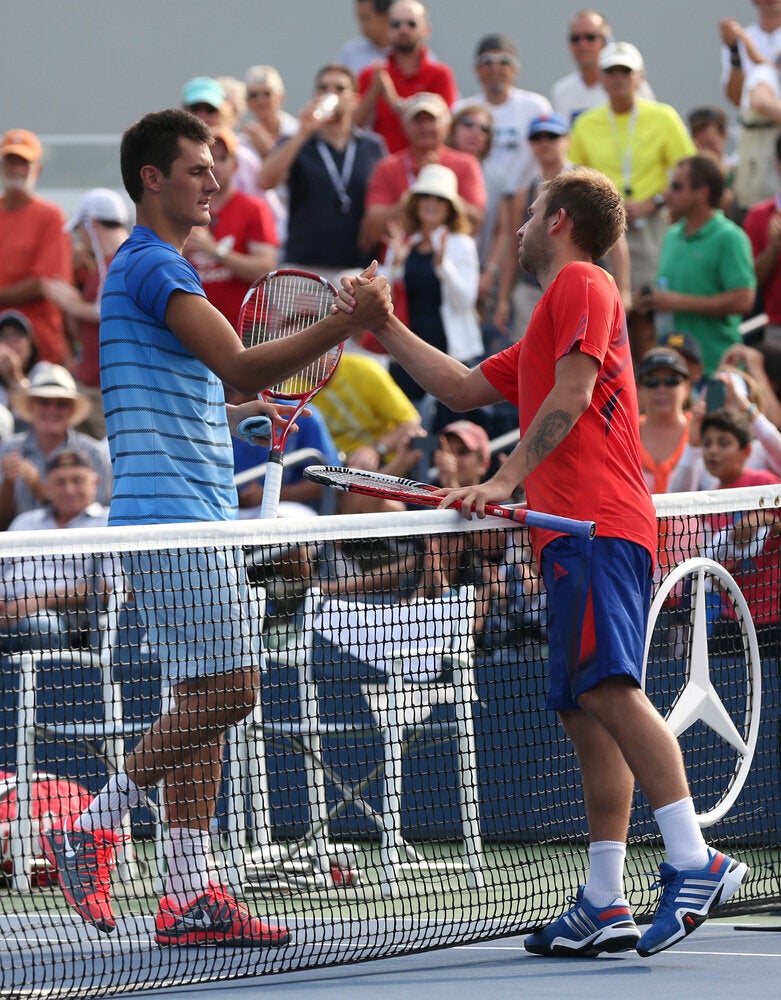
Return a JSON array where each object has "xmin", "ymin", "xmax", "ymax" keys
[
  {"xmin": 182, "ymin": 76, "xmax": 224, "ymax": 109},
  {"xmin": 528, "ymin": 112, "xmax": 569, "ymax": 138}
]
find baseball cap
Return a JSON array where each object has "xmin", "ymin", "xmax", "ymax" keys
[
  {"xmin": 657, "ymin": 331, "xmax": 703, "ymax": 366},
  {"xmin": 210, "ymin": 125, "xmax": 239, "ymax": 157},
  {"xmin": 528, "ymin": 112, "xmax": 569, "ymax": 139},
  {"xmin": 637, "ymin": 349, "xmax": 689, "ymax": 381},
  {"xmin": 475, "ymin": 33, "xmax": 518, "ymax": 58},
  {"xmin": 65, "ymin": 188, "xmax": 129, "ymax": 232},
  {"xmin": 598, "ymin": 41, "xmax": 644, "ymax": 73},
  {"xmin": 0, "ymin": 128, "xmax": 42, "ymax": 162},
  {"xmin": 182, "ymin": 76, "xmax": 225, "ymax": 109},
  {"xmin": 401, "ymin": 92, "xmax": 451, "ymax": 123},
  {"xmin": 442, "ymin": 420, "xmax": 491, "ymax": 465},
  {"xmin": 0, "ymin": 309, "xmax": 33, "ymax": 338},
  {"xmin": 46, "ymin": 449, "xmax": 96, "ymax": 474}
]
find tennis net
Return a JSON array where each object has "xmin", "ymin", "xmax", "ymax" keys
[{"xmin": 0, "ymin": 484, "xmax": 778, "ymax": 996}]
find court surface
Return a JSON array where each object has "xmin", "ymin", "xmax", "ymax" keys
[{"xmin": 107, "ymin": 915, "xmax": 780, "ymax": 1000}]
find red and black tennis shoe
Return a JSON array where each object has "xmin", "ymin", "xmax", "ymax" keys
[
  {"xmin": 41, "ymin": 822, "xmax": 119, "ymax": 934},
  {"xmin": 154, "ymin": 882, "xmax": 291, "ymax": 947}
]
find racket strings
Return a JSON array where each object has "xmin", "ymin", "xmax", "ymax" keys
[{"xmin": 241, "ymin": 274, "xmax": 339, "ymax": 396}]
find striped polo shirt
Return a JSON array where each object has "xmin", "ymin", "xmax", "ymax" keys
[{"xmin": 100, "ymin": 226, "xmax": 237, "ymax": 525}]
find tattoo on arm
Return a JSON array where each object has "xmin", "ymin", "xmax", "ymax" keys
[{"xmin": 526, "ymin": 410, "xmax": 573, "ymax": 470}]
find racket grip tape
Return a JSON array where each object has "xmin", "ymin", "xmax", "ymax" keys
[
  {"xmin": 259, "ymin": 453, "xmax": 284, "ymax": 519},
  {"xmin": 513, "ymin": 506, "xmax": 596, "ymax": 539}
]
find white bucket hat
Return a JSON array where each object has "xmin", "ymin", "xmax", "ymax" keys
[
  {"xmin": 408, "ymin": 163, "xmax": 465, "ymax": 214},
  {"xmin": 13, "ymin": 363, "xmax": 92, "ymax": 426}
]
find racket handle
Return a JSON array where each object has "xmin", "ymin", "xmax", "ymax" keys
[
  {"xmin": 505, "ymin": 505, "xmax": 596, "ymax": 539},
  {"xmin": 259, "ymin": 454, "xmax": 284, "ymax": 519}
]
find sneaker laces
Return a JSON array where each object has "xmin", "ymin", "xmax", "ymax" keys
[{"xmin": 648, "ymin": 863, "xmax": 683, "ymax": 915}]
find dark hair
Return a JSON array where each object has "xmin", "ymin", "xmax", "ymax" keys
[
  {"xmin": 315, "ymin": 63, "xmax": 357, "ymax": 91},
  {"xmin": 756, "ymin": 343, "xmax": 781, "ymax": 395},
  {"xmin": 701, "ymin": 408, "xmax": 752, "ymax": 450},
  {"xmin": 358, "ymin": 0, "xmax": 393, "ymax": 12},
  {"xmin": 120, "ymin": 109, "xmax": 212, "ymax": 204},
  {"xmin": 688, "ymin": 106, "xmax": 728, "ymax": 137},
  {"xmin": 542, "ymin": 167, "xmax": 626, "ymax": 261},
  {"xmin": 681, "ymin": 154, "xmax": 724, "ymax": 209}
]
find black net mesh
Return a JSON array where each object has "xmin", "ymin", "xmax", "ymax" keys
[{"xmin": 0, "ymin": 487, "xmax": 778, "ymax": 995}]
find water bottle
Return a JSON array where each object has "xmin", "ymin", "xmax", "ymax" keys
[{"xmin": 312, "ymin": 93, "xmax": 339, "ymax": 121}]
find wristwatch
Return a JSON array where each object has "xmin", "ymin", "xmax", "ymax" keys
[{"xmin": 652, "ymin": 193, "xmax": 666, "ymax": 211}]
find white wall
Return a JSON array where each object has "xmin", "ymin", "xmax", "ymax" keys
[{"xmin": 5, "ymin": 0, "xmax": 744, "ymax": 136}]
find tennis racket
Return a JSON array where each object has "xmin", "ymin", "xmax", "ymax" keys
[
  {"xmin": 304, "ymin": 466, "xmax": 596, "ymax": 539},
  {"xmin": 238, "ymin": 269, "xmax": 342, "ymax": 518}
]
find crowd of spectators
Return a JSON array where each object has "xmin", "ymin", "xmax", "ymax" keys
[{"xmin": 2, "ymin": 0, "xmax": 781, "ymax": 647}]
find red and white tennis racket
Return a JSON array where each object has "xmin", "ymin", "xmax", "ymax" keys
[
  {"xmin": 304, "ymin": 466, "xmax": 596, "ymax": 539},
  {"xmin": 238, "ymin": 269, "xmax": 342, "ymax": 518}
]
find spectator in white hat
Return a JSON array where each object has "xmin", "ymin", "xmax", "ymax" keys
[
  {"xmin": 382, "ymin": 162, "xmax": 483, "ymax": 429},
  {"xmin": 42, "ymin": 188, "xmax": 130, "ymax": 439},
  {"xmin": 0, "ymin": 363, "xmax": 112, "ymax": 528}
]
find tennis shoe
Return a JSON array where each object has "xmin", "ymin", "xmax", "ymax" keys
[
  {"xmin": 524, "ymin": 886, "xmax": 640, "ymax": 957},
  {"xmin": 154, "ymin": 882, "xmax": 291, "ymax": 947},
  {"xmin": 636, "ymin": 848, "xmax": 749, "ymax": 957},
  {"xmin": 41, "ymin": 822, "xmax": 119, "ymax": 934}
]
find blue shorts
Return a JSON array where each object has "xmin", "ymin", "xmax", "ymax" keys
[
  {"xmin": 540, "ymin": 535, "xmax": 651, "ymax": 712},
  {"xmin": 123, "ymin": 547, "xmax": 263, "ymax": 686}
]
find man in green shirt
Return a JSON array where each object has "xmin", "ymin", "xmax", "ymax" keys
[{"xmin": 638, "ymin": 155, "xmax": 756, "ymax": 375}]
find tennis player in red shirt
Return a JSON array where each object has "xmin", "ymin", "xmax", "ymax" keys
[{"xmin": 340, "ymin": 165, "xmax": 748, "ymax": 958}]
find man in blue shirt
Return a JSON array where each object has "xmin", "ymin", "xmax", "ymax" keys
[{"xmin": 42, "ymin": 108, "xmax": 391, "ymax": 947}]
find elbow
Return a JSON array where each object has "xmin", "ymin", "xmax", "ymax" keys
[{"xmin": 737, "ymin": 289, "xmax": 756, "ymax": 314}]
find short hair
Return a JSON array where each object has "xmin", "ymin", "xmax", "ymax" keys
[
  {"xmin": 541, "ymin": 167, "xmax": 626, "ymax": 261},
  {"xmin": 315, "ymin": 63, "xmax": 357, "ymax": 91},
  {"xmin": 120, "ymin": 109, "xmax": 212, "ymax": 204},
  {"xmin": 681, "ymin": 154, "xmax": 725, "ymax": 208},
  {"xmin": 571, "ymin": 10, "xmax": 612, "ymax": 38},
  {"xmin": 700, "ymin": 409, "xmax": 752, "ymax": 450},
  {"xmin": 688, "ymin": 105, "xmax": 728, "ymax": 137},
  {"xmin": 358, "ymin": 0, "xmax": 394, "ymax": 12},
  {"xmin": 244, "ymin": 64, "xmax": 285, "ymax": 95}
]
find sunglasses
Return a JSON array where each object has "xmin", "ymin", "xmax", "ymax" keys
[
  {"xmin": 458, "ymin": 117, "xmax": 491, "ymax": 134},
  {"xmin": 316, "ymin": 82, "xmax": 349, "ymax": 93},
  {"xmin": 640, "ymin": 375, "xmax": 686, "ymax": 388},
  {"xmin": 603, "ymin": 65, "xmax": 633, "ymax": 75},
  {"xmin": 477, "ymin": 54, "xmax": 516, "ymax": 67},
  {"xmin": 530, "ymin": 132, "xmax": 562, "ymax": 142},
  {"xmin": 669, "ymin": 180, "xmax": 685, "ymax": 191},
  {"xmin": 187, "ymin": 102, "xmax": 219, "ymax": 114},
  {"xmin": 247, "ymin": 89, "xmax": 274, "ymax": 98},
  {"xmin": 569, "ymin": 32, "xmax": 601, "ymax": 43},
  {"xmin": 390, "ymin": 18, "xmax": 417, "ymax": 28}
]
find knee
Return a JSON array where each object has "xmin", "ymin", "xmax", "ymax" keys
[{"xmin": 222, "ymin": 666, "xmax": 261, "ymax": 724}]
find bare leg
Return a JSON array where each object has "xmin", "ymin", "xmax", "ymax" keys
[
  {"xmin": 576, "ymin": 676, "xmax": 690, "ymax": 811},
  {"xmin": 125, "ymin": 665, "xmax": 259, "ymax": 829}
]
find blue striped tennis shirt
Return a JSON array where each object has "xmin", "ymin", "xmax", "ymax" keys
[{"xmin": 100, "ymin": 226, "xmax": 237, "ymax": 525}]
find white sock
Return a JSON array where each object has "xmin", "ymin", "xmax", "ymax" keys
[
  {"xmin": 583, "ymin": 840, "xmax": 627, "ymax": 908},
  {"xmin": 164, "ymin": 827, "xmax": 211, "ymax": 907},
  {"xmin": 654, "ymin": 797, "xmax": 710, "ymax": 871},
  {"xmin": 76, "ymin": 773, "xmax": 143, "ymax": 833}
]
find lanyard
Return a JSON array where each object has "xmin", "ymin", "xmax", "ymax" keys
[
  {"xmin": 607, "ymin": 104, "xmax": 639, "ymax": 197},
  {"xmin": 316, "ymin": 137, "xmax": 357, "ymax": 214}
]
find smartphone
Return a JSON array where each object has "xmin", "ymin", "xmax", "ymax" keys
[{"xmin": 704, "ymin": 378, "xmax": 726, "ymax": 412}]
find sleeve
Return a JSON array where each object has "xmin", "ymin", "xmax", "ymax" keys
[
  {"xmin": 717, "ymin": 227, "xmax": 757, "ymax": 292},
  {"xmin": 365, "ymin": 158, "xmax": 398, "ymax": 208},
  {"xmin": 668, "ymin": 443, "xmax": 706, "ymax": 492},
  {"xmin": 547, "ymin": 264, "xmax": 614, "ymax": 364},
  {"xmin": 751, "ymin": 413, "xmax": 781, "ymax": 475},
  {"xmin": 125, "ymin": 245, "xmax": 205, "ymax": 324},
  {"xmin": 662, "ymin": 106, "xmax": 697, "ymax": 168},
  {"xmin": 436, "ymin": 232, "xmax": 480, "ymax": 311},
  {"xmin": 30, "ymin": 205, "xmax": 72, "ymax": 281},
  {"xmin": 480, "ymin": 342, "xmax": 522, "ymax": 406},
  {"xmin": 743, "ymin": 205, "xmax": 769, "ymax": 257},
  {"xmin": 457, "ymin": 156, "xmax": 487, "ymax": 211}
]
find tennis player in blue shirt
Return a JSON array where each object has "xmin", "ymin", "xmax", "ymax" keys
[{"xmin": 42, "ymin": 108, "xmax": 391, "ymax": 947}]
